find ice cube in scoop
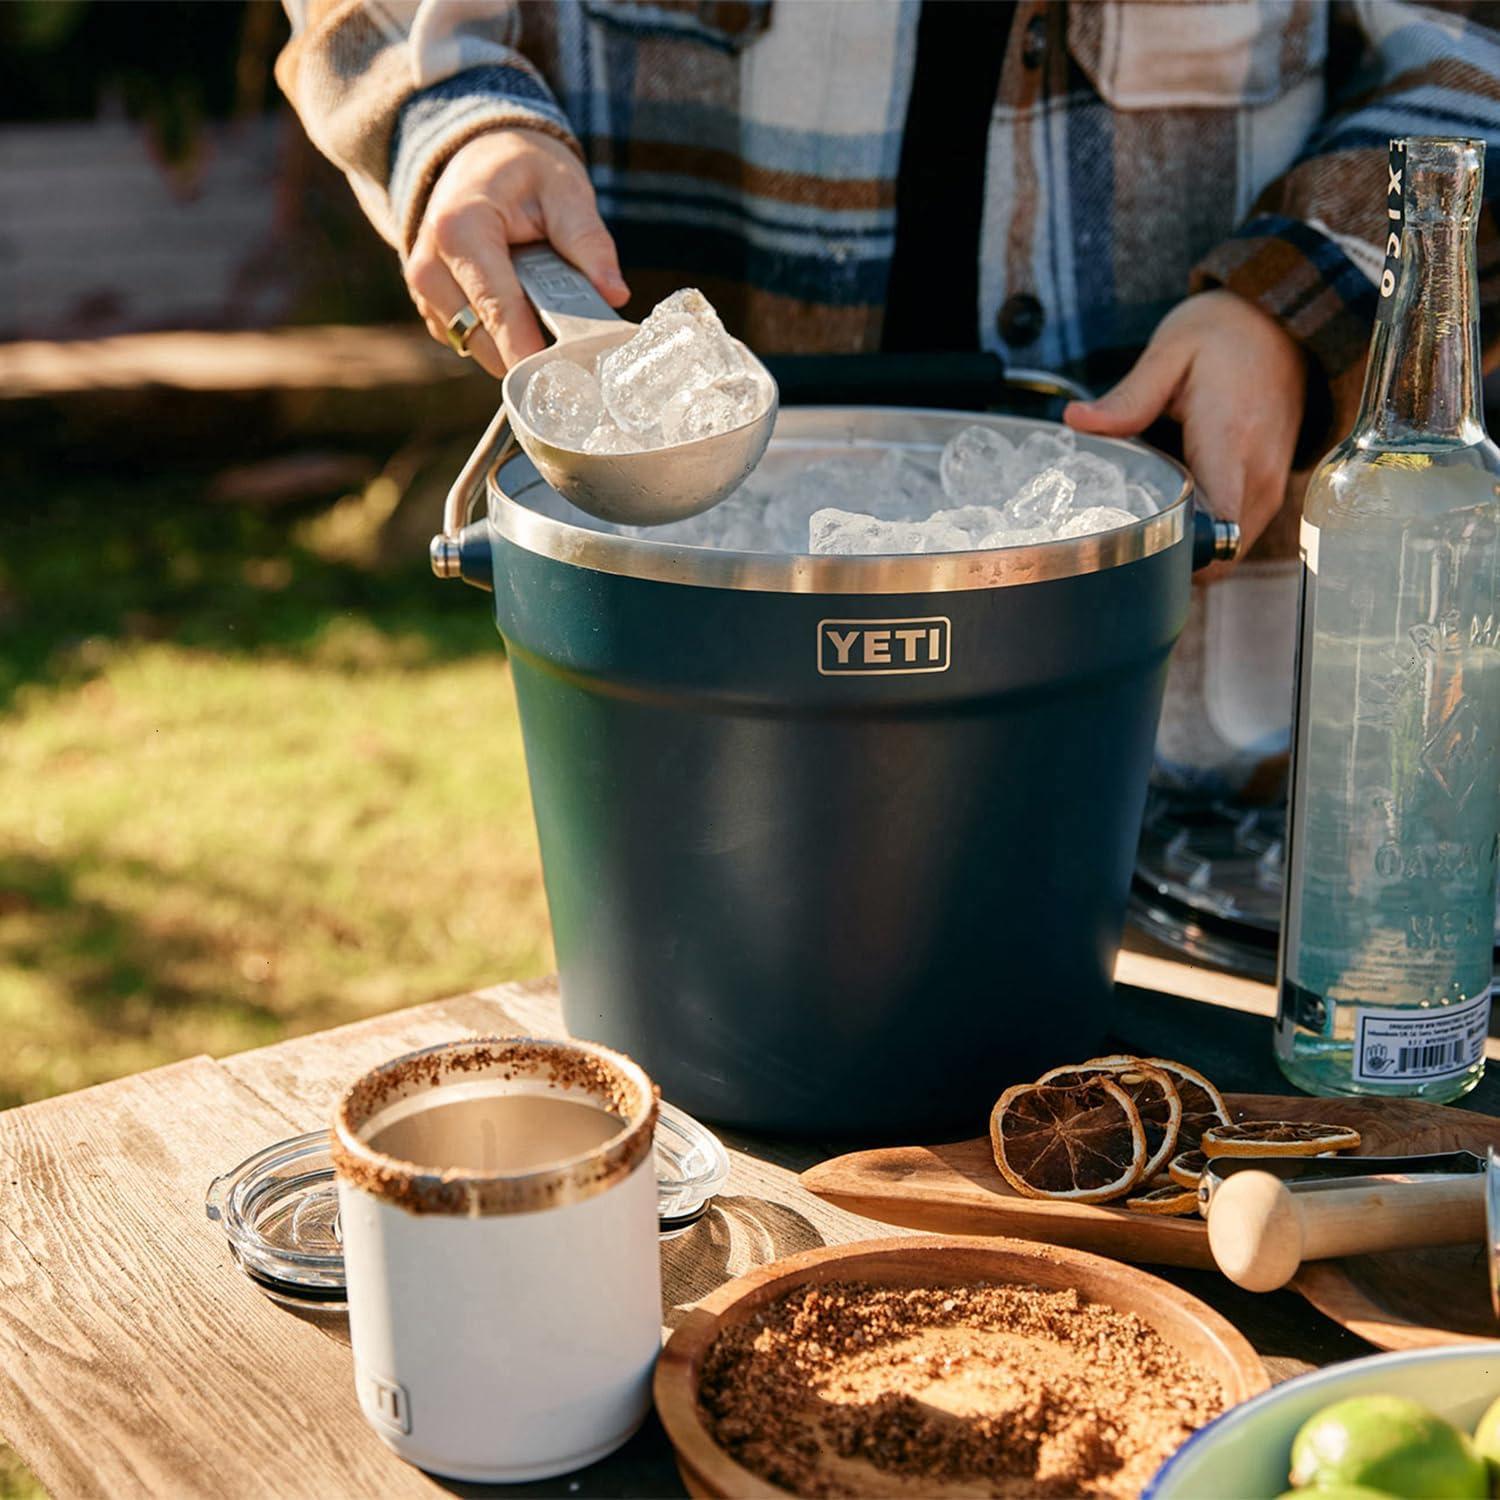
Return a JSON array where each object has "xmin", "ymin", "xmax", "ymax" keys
[
  {"xmin": 939, "ymin": 425, "xmax": 1019, "ymax": 503},
  {"xmin": 659, "ymin": 386, "xmax": 742, "ymax": 445},
  {"xmin": 714, "ymin": 372, "xmax": 772, "ymax": 426},
  {"xmin": 1057, "ymin": 505, "xmax": 1138, "ymax": 538},
  {"xmin": 583, "ymin": 418, "xmax": 652, "ymax": 454},
  {"xmin": 599, "ymin": 289, "xmax": 743, "ymax": 434},
  {"xmin": 521, "ymin": 359, "xmax": 603, "ymax": 447}
]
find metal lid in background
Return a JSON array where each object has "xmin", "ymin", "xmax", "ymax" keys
[
  {"xmin": 1130, "ymin": 788, "xmax": 1500, "ymax": 981},
  {"xmin": 207, "ymin": 1103, "xmax": 731, "ymax": 1304},
  {"xmin": 1130, "ymin": 790, "xmax": 1284, "ymax": 979}
]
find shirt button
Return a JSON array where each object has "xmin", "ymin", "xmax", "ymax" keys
[
  {"xmin": 1022, "ymin": 14, "xmax": 1048, "ymax": 68},
  {"xmin": 999, "ymin": 293, "xmax": 1045, "ymax": 347}
]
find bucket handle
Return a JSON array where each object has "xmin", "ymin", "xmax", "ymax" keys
[{"xmin": 430, "ymin": 405, "xmax": 514, "ymax": 584}]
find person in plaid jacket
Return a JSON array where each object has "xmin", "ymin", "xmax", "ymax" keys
[{"xmin": 279, "ymin": 0, "xmax": 1500, "ymax": 561}]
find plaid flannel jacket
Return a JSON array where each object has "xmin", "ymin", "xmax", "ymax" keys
[{"xmin": 278, "ymin": 0, "xmax": 1500, "ymax": 454}]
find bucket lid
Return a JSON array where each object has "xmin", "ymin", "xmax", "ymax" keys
[{"xmin": 207, "ymin": 1102, "xmax": 731, "ymax": 1305}]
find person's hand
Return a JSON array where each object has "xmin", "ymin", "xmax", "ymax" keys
[
  {"xmin": 1063, "ymin": 290, "xmax": 1307, "ymax": 572},
  {"xmin": 405, "ymin": 129, "xmax": 629, "ymax": 378}
]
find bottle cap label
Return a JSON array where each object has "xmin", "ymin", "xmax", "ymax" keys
[{"xmin": 1378, "ymin": 138, "xmax": 1407, "ymax": 316}]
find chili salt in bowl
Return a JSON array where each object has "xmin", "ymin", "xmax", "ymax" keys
[{"xmin": 654, "ymin": 1234, "xmax": 1268, "ymax": 1499}]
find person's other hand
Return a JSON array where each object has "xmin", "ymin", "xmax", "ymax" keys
[
  {"xmin": 1063, "ymin": 290, "xmax": 1307, "ymax": 574},
  {"xmin": 405, "ymin": 129, "xmax": 628, "ymax": 378}
]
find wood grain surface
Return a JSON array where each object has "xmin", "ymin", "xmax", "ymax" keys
[
  {"xmin": 0, "ymin": 1059, "xmax": 438, "ymax": 1499},
  {"xmin": 0, "ymin": 959, "xmax": 1492, "ymax": 1497}
]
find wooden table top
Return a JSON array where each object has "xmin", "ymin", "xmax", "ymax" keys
[{"xmin": 1, "ymin": 947, "xmax": 1496, "ymax": 1499}]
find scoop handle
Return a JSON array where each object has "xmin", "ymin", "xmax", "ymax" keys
[
  {"xmin": 511, "ymin": 243, "xmax": 626, "ymax": 344},
  {"xmin": 1207, "ymin": 1169, "xmax": 1485, "ymax": 1292}
]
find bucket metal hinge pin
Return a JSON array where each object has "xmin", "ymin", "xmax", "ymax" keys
[
  {"xmin": 1212, "ymin": 518, "xmax": 1241, "ymax": 563},
  {"xmin": 430, "ymin": 534, "xmax": 463, "ymax": 580}
]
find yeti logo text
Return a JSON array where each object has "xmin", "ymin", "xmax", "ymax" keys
[{"xmin": 818, "ymin": 617, "xmax": 951, "ymax": 675}]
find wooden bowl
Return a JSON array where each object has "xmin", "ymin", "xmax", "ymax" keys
[{"xmin": 654, "ymin": 1234, "xmax": 1269, "ymax": 1499}]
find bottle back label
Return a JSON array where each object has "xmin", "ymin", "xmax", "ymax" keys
[
  {"xmin": 1353, "ymin": 989, "xmax": 1489, "ymax": 1083},
  {"xmin": 1378, "ymin": 138, "xmax": 1406, "ymax": 319}
]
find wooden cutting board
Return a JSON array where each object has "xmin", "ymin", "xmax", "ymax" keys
[{"xmin": 800, "ymin": 1093, "xmax": 1500, "ymax": 1351}]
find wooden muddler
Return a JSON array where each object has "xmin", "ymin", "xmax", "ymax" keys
[{"xmin": 1206, "ymin": 1170, "xmax": 1486, "ymax": 1292}]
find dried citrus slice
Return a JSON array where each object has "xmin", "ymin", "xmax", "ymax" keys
[
  {"xmin": 1138, "ymin": 1058, "xmax": 1231, "ymax": 1148},
  {"xmin": 1200, "ymin": 1121, "xmax": 1361, "ymax": 1158},
  {"xmin": 1167, "ymin": 1148, "xmax": 1209, "ymax": 1188},
  {"xmin": 1041, "ymin": 1059, "xmax": 1182, "ymax": 1182},
  {"xmin": 990, "ymin": 1079, "xmax": 1145, "ymax": 1203},
  {"xmin": 1125, "ymin": 1184, "xmax": 1198, "ymax": 1216}
]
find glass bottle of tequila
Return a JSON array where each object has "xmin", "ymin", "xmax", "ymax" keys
[{"xmin": 1275, "ymin": 138, "xmax": 1500, "ymax": 1102}]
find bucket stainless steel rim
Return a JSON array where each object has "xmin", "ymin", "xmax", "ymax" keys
[{"xmin": 434, "ymin": 406, "xmax": 1237, "ymax": 596}]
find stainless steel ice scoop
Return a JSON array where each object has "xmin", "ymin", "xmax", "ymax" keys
[
  {"xmin": 1204, "ymin": 1148, "xmax": 1500, "ymax": 1319},
  {"xmin": 499, "ymin": 244, "xmax": 778, "ymax": 526}
]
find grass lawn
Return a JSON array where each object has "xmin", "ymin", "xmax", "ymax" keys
[{"xmin": 0, "ymin": 462, "xmax": 552, "ymax": 1495}]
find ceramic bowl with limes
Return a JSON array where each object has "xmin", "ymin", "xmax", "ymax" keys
[{"xmin": 1146, "ymin": 1344, "xmax": 1500, "ymax": 1499}]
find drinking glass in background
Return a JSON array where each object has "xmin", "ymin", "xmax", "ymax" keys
[{"xmin": 1153, "ymin": 543, "xmax": 1301, "ymax": 806}]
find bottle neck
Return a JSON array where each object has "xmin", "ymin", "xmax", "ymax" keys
[{"xmin": 1355, "ymin": 216, "xmax": 1485, "ymax": 447}]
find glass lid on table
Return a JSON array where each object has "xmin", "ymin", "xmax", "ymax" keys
[{"xmin": 206, "ymin": 1102, "xmax": 730, "ymax": 1304}]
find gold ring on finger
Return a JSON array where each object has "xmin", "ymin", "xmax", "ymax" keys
[{"xmin": 445, "ymin": 305, "xmax": 480, "ymax": 357}]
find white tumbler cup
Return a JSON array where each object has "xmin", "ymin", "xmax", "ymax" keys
[{"xmin": 331, "ymin": 1036, "xmax": 661, "ymax": 1482}]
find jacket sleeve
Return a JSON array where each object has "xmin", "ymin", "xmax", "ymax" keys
[
  {"xmin": 1190, "ymin": 2, "xmax": 1500, "ymax": 459},
  {"xmin": 276, "ymin": 0, "xmax": 580, "ymax": 251}
]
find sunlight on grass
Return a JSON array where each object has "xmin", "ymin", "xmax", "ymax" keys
[
  {"xmin": 0, "ymin": 639, "xmax": 549, "ymax": 1108},
  {"xmin": 0, "ymin": 467, "xmax": 563, "ymax": 1492},
  {"xmin": 0, "ymin": 1448, "xmax": 40, "ymax": 1500}
]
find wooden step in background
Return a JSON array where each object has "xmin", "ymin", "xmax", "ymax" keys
[{"xmin": 0, "ymin": 325, "xmax": 499, "ymax": 464}]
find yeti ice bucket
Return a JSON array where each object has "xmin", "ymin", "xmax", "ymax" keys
[{"xmin": 433, "ymin": 406, "xmax": 1234, "ymax": 1137}]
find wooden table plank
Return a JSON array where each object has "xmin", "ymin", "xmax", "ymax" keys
[
  {"xmin": 221, "ymin": 980, "xmax": 914, "ymax": 1308},
  {"xmin": 219, "ymin": 988, "xmax": 537, "ymax": 1128},
  {"xmin": 0, "ymin": 1059, "xmax": 441, "ymax": 1499}
]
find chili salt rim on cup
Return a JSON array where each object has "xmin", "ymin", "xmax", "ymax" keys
[{"xmin": 331, "ymin": 1036, "xmax": 659, "ymax": 1216}]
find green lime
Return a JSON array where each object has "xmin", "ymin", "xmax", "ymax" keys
[
  {"xmin": 1472, "ymin": 1392, "xmax": 1500, "ymax": 1478},
  {"xmin": 1288, "ymin": 1395, "xmax": 1487, "ymax": 1498},
  {"xmin": 1273, "ymin": 1489, "xmax": 1395, "ymax": 1499}
]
